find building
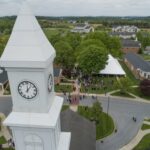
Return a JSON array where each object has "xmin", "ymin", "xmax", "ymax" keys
[
  {"xmin": 61, "ymin": 109, "xmax": 96, "ymax": 150},
  {"xmin": 110, "ymin": 32, "xmax": 136, "ymax": 39},
  {"xmin": 0, "ymin": 67, "xmax": 8, "ymax": 92},
  {"xmin": 54, "ymin": 68, "xmax": 62, "ymax": 84},
  {"xmin": 121, "ymin": 39, "xmax": 141, "ymax": 53},
  {"xmin": 0, "ymin": 2, "xmax": 71, "ymax": 150},
  {"xmin": 144, "ymin": 46, "xmax": 150, "ymax": 55},
  {"xmin": 124, "ymin": 53, "xmax": 150, "ymax": 80},
  {"xmin": 112, "ymin": 25, "xmax": 140, "ymax": 33},
  {"xmin": 71, "ymin": 23, "xmax": 94, "ymax": 33}
]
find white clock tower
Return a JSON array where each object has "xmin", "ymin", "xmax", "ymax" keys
[{"xmin": 0, "ymin": 2, "xmax": 71, "ymax": 150}]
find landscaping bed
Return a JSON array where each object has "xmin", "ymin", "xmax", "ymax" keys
[
  {"xmin": 55, "ymin": 84, "xmax": 72, "ymax": 93},
  {"xmin": 78, "ymin": 105, "xmax": 115, "ymax": 140},
  {"xmin": 130, "ymin": 87, "xmax": 150, "ymax": 100},
  {"xmin": 141, "ymin": 124, "xmax": 150, "ymax": 130},
  {"xmin": 111, "ymin": 91, "xmax": 135, "ymax": 98},
  {"xmin": 133, "ymin": 134, "xmax": 150, "ymax": 150}
]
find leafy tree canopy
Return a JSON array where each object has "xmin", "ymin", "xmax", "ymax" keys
[
  {"xmin": 140, "ymin": 79, "xmax": 150, "ymax": 96},
  {"xmin": 54, "ymin": 41, "xmax": 75, "ymax": 69},
  {"xmin": 77, "ymin": 45, "xmax": 108, "ymax": 74}
]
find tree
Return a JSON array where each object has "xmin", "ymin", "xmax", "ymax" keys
[
  {"xmin": 91, "ymin": 102, "xmax": 103, "ymax": 123},
  {"xmin": 54, "ymin": 41, "xmax": 75, "ymax": 69},
  {"xmin": 115, "ymin": 77, "xmax": 132, "ymax": 94},
  {"xmin": 140, "ymin": 79, "xmax": 150, "ymax": 96},
  {"xmin": 77, "ymin": 45, "xmax": 108, "ymax": 74}
]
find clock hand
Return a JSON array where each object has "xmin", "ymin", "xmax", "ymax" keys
[{"xmin": 26, "ymin": 84, "xmax": 31, "ymax": 93}]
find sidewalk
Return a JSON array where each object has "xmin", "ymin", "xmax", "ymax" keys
[{"xmin": 120, "ymin": 120, "xmax": 150, "ymax": 150}]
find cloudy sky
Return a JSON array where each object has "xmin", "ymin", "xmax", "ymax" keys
[{"xmin": 0, "ymin": 0, "xmax": 150, "ymax": 16}]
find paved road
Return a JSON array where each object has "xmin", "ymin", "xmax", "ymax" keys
[
  {"xmin": 1, "ymin": 95, "xmax": 150, "ymax": 150},
  {"xmin": 0, "ymin": 96, "xmax": 12, "ymax": 116},
  {"xmin": 79, "ymin": 96, "xmax": 150, "ymax": 150}
]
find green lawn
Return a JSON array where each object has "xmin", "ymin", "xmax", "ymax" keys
[
  {"xmin": 130, "ymin": 87, "xmax": 150, "ymax": 100},
  {"xmin": 78, "ymin": 106, "xmax": 115, "ymax": 140},
  {"xmin": 133, "ymin": 134, "xmax": 150, "ymax": 150},
  {"xmin": 144, "ymin": 119, "xmax": 150, "ymax": 122},
  {"xmin": 55, "ymin": 84, "xmax": 72, "ymax": 93},
  {"xmin": 61, "ymin": 105, "xmax": 69, "ymax": 112},
  {"xmin": 80, "ymin": 77, "xmax": 118, "ymax": 94},
  {"xmin": 0, "ymin": 136, "xmax": 7, "ymax": 144},
  {"xmin": 111, "ymin": 91, "xmax": 135, "ymax": 98},
  {"xmin": 141, "ymin": 124, "xmax": 150, "ymax": 130},
  {"xmin": 141, "ymin": 54, "xmax": 150, "ymax": 61},
  {"xmin": 119, "ymin": 61, "xmax": 139, "ymax": 85}
]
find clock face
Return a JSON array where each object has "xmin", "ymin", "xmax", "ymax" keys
[
  {"xmin": 48, "ymin": 74, "xmax": 53, "ymax": 93},
  {"xmin": 18, "ymin": 81, "xmax": 38, "ymax": 100}
]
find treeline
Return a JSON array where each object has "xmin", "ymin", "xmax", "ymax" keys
[
  {"xmin": 37, "ymin": 16, "xmax": 150, "ymax": 28},
  {"xmin": 0, "ymin": 16, "xmax": 16, "ymax": 34}
]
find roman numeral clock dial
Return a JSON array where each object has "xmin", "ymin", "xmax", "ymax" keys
[{"xmin": 18, "ymin": 81, "xmax": 38, "ymax": 100}]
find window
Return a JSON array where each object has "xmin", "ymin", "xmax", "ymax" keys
[{"xmin": 24, "ymin": 134, "xmax": 44, "ymax": 150}]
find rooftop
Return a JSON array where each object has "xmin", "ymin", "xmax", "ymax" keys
[
  {"xmin": 125, "ymin": 53, "xmax": 150, "ymax": 72},
  {"xmin": 121, "ymin": 39, "xmax": 141, "ymax": 48},
  {"xmin": 61, "ymin": 109, "xmax": 96, "ymax": 150},
  {"xmin": 0, "ymin": 2, "xmax": 56, "ymax": 69}
]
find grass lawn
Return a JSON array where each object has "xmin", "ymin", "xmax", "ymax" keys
[
  {"xmin": 55, "ymin": 84, "xmax": 72, "ymax": 93},
  {"xmin": 140, "ymin": 54, "xmax": 150, "ymax": 61},
  {"xmin": 133, "ymin": 134, "xmax": 150, "ymax": 150},
  {"xmin": 61, "ymin": 105, "xmax": 69, "ymax": 112},
  {"xmin": 141, "ymin": 124, "xmax": 150, "ymax": 130},
  {"xmin": 0, "ymin": 136, "xmax": 7, "ymax": 144},
  {"xmin": 81, "ymin": 77, "xmax": 118, "ymax": 94},
  {"xmin": 119, "ymin": 61, "xmax": 139, "ymax": 85},
  {"xmin": 78, "ymin": 106, "xmax": 115, "ymax": 140},
  {"xmin": 111, "ymin": 91, "xmax": 135, "ymax": 98},
  {"xmin": 144, "ymin": 119, "xmax": 150, "ymax": 122},
  {"xmin": 130, "ymin": 87, "xmax": 150, "ymax": 100}
]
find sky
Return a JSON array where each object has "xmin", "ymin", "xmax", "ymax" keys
[{"xmin": 0, "ymin": 0, "xmax": 150, "ymax": 17}]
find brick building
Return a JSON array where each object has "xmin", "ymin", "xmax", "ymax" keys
[
  {"xmin": 121, "ymin": 39, "xmax": 141, "ymax": 54},
  {"xmin": 124, "ymin": 53, "xmax": 150, "ymax": 80}
]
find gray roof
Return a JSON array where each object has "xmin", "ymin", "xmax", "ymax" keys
[
  {"xmin": 0, "ymin": 67, "xmax": 8, "ymax": 84},
  {"xmin": 61, "ymin": 109, "xmax": 96, "ymax": 150},
  {"xmin": 54, "ymin": 68, "xmax": 61, "ymax": 77},
  {"xmin": 124, "ymin": 53, "xmax": 150, "ymax": 72},
  {"xmin": 121, "ymin": 39, "xmax": 141, "ymax": 48},
  {"xmin": 110, "ymin": 32, "xmax": 136, "ymax": 36}
]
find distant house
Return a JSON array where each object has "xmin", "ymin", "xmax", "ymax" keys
[
  {"xmin": 112, "ymin": 25, "xmax": 140, "ymax": 33},
  {"xmin": 54, "ymin": 68, "xmax": 62, "ymax": 85},
  {"xmin": 121, "ymin": 39, "xmax": 141, "ymax": 54},
  {"xmin": 124, "ymin": 53, "xmax": 150, "ymax": 80},
  {"xmin": 0, "ymin": 67, "xmax": 8, "ymax": 92},
  {"xmin": 110, "ymin": 32, "xmax": 136, "ymax": 39},
  {"xmin": 144, "ymin": 46, "xmax": 150, "ymax": 55},
  {"xmin": 71, "ymin": 23, "xmax": 94, "ymax": 33},
  {"xmin": 61, "ymin": 109, "xmax": 96, "ymax": 150}
]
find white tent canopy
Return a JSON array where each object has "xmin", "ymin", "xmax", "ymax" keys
[{"xmin": 99, "ymin": 54, "xmax": 126, "ymax": 76}]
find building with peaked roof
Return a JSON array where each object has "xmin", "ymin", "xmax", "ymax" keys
[
  {"xmin": 110, "ymin": 32, "xmax": 136, "ymax": 39},
  {"xmin": 61, "ymin": 109, "xmax": 96, "ymax": 150},
  {"xmin": 121, "ymin": 39, "xmax": 141, "ymax": 54},
  {"xmin": 124, "ymin": 53, "xmax": 150, "ymax": 80},
  {"xmin": 112, "ymin": 25, "xmax": 140, "ymax": 33},
  {"xmin": 99, "ymin": 54, "xmax": 126, "ymax": 76},
  {"xmin": 71, "ymin": 23, "xmax": 94, "ymax": 33},
  {"xmin": 0, "ymin": 2, "xmax": 71, "ymax": 150}
]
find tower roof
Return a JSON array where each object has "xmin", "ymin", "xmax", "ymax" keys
[{"xmin": 0, "ymin": 2, "xmax": 56, "ymax": 69}]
